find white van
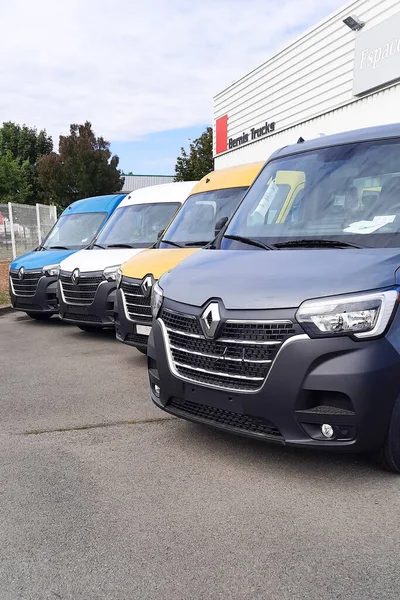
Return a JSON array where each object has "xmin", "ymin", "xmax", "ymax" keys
[{"xmin": 57, "ymin": 181, "xmax": 196, "ymax": 331}]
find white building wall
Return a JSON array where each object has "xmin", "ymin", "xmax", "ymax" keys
[
  {"xmin": 214, "ymin": 0, "xmax": 400, "ymax": 168},
  {"xmin": 122, "ymin": 174, "xmax": 174, "ymax": 192},
  {"xmin": 215, "ymin": 83, "xmax": 400, "ymax": 168}
]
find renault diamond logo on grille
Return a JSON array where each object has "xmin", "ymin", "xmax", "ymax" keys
[
  {"xmin": 18, "ymin": 267, "xmax": 25, "ymax": 280},
  {"xmin": 141, "ymin": 274, "xmax": 154, "ymax": 297},
  {"xmin": 200, "ymin": 302, "xmax": 221, "ymax": 339},
  {"xmin": 71, "ymin": 268, "xmax": 80, "ymax": 285}
]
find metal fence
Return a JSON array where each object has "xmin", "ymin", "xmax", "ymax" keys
[{"xmin": 0, "ymin": 203, "xmax": 58, "ymax": 261}]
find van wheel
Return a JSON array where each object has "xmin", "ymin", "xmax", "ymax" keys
[
  {"xmin": 377, "ymin": 394, "xmax": 400, "ymax": 473},
  {"xmin": 77, "ymin": 324, "xmax": 103, "ymax": 332},
  {"xmin": 26, "ymin": 312, "xmax": 52, "ymax": 320}
]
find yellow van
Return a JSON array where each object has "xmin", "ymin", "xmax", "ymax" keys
[{"xmin": 114, "ymin": 162, "xmax": 264, "ymax": 353}]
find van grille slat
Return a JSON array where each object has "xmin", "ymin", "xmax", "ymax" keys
[{"xmin": 172, "ymin": 349, "xmax": 270, "ymax": 378}]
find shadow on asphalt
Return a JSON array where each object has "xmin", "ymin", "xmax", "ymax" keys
[
  {"xmin": 13, "ymin": 314, "xmax": 146, "ymax": 350},
  {"xmin": 119, "ymin": 346, "xmax": 148, "ymax": 363},
  {"xmin": 171, "ymin": 419, "xmax": 392, "ymax": 480},
  {"xmin": 16, "ymin": 314, "xmax": 118, "ymax": 339},
  {"xmin": 75, "ymin": 328, "xmax": 116, "ymax": 339},
  {"xmin": 15, "ymin": 314, "xmax": 70, "ymax": 327}
]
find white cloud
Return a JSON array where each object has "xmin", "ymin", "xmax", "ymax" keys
[{"xmin": 0, "ymin": 0, "xmax": 344, "ymax": 142}]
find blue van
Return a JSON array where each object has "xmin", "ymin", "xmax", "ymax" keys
[{"xmin": 9, "ymin": 194, "xmax": 126, "ymax": 319}]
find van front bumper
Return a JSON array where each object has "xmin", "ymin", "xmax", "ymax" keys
[
  {"xmin": 9, "ymin": 271, "xmax": 59, "ymax": 314},
  {"xmin": 148, "ymin": 315, "xmax": 400, "ymax": 453},
  {"xmin": 114, "ymin": 288, "xmax": 152, "ymax": 352},
  {"xmin": 58, "ymin": 279, "xmax": 116, "ymax": 328}
]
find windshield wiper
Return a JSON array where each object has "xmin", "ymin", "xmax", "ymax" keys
[
  {"xmin": 224, "ymin": 234, "xmax": 274, "ymax": 250},
  {"xmin": 273, "ymin": 239, "xmax": 363, "ymax": 249},
  {"xmin": 161, "ymin": 239, "xmax": 183, "ymax": 248},
  {"xmin": 92, "ymin": 243, "xmax": 104, "ymax": 249},
  {"xmin": 184, "ymin": 241, "xmax": 210, "ymax": 247},
  {"xmin": 106, "ymin": 243, "xmax": 134, "ymax": 249},
  {"xmin": 47, "ymin": 245, "xmax": 69, "ymax": 250}
]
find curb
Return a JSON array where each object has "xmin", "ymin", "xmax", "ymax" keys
[{"xmin": 0, "ymin": 305, "xmax": 12, "ymax": 315}]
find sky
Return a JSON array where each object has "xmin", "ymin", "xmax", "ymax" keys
[{"xmin": 0, "ymin": 0, "xmax": 345, "ymax": 174}]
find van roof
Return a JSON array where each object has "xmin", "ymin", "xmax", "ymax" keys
[
  {"xmin": 61, "ymin": 193, "xmax": 127, "ymax": 215},
  {"xmin": 270, "ymin": 123, "xmax": 400, "ymax": 161},
  {"xmin": 120, "ymin": 181, "xmax": 197, "ymax": 207},
  {"xmin": 191, "ymin": 162, "xmax": 264, "ymax": 195}
]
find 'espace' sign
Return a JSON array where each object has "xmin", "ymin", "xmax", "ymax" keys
[{"xmin": 353, "ymin": 12, "xmax": 400, "ymax": 96}]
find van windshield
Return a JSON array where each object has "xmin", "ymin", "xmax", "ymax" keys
[
  {"xmin": 41, "ymin": 212, "xmax": 107, "ymax": 250},
  {"xmin": 94, "ymin": 202, "xmax": 180, "ymax": 249},
  {"xmin": 159, "ymin": 187, "xmax": 248, "ymax": 248},
  {"xmin": 223, "ymin": 139, "xmax": 400, "ymax": 249}
]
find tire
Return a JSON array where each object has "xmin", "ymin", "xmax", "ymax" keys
[
  {"xmin": 77, "ymin": 324, "xmax": 103, "ymax": 332},
  {"xmin": 377, "ymin": 394, "xmax": 400, "ymax": 473},
  {"xmin": 26, "ymin": 312, "xmax": 52, "ymax": 320}
]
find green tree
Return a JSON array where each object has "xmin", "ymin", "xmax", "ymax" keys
[
  {"xmin": 174, "ymin": 127, "xmax": 214, "ymax": 181},
  {"xmin": 37, "ymin": 121, "xmax": 124, "ymax": 208},
  {"xmin": 0, "ymin": 122, "xmax": 53, "ymax": 204},
  {"xmin": 0, "ymin": 151, "xmax": 32, "ymax": 203}
]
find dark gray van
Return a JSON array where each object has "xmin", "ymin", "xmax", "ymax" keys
[{"xmin": 147, "ymin": 124, "xmax": 400, "ymax": 472}]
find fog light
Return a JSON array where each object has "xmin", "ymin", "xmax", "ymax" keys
[
  {"xmin": 321, "ymin": 424, "xmax": 334, "ymax": 439},
  {"xmin": 154, "ymin": 385, "xmax": 160, "ymax": 397}
]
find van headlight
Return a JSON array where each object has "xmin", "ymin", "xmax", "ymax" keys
[
  {"xmin": 103, "ymin": 265, "xmax": 120, "ymax": 282},
  {"xmin": 151, "ymin": 281, "xmax": 163, "ymax": 318},
  {"xmin": 42, "ymin": 264, "xmax": 60, "ymax": 277},
  {"xmin": 116, "ymin": 268, "xmax": 123, "ymax": 288},
  {"xmin": 296, "ymin": 289, "xmax": 399, "ymax": 339}
]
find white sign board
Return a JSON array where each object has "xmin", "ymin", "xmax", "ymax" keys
[{"xmin": 353, "ymin": 13, "xmax": 400, "ymax": 96}]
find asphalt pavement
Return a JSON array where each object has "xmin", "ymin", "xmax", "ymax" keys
[{"xmin": 1, "ymin": 310, "xmax": 400, "ymax": 600}]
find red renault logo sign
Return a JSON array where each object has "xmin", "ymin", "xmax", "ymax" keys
[{"xmin": 215, "ymin": 115, "xmax": 228, "ymax": 154}]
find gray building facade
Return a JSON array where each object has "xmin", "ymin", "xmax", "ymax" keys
[{"xmin": 121, "ymin": 174, "xmax": 174, "ymax": 193}]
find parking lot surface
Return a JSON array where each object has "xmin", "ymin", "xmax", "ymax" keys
[{"xmin": 1, "ymin": 310, "xmax": 400, "ymax": 599}]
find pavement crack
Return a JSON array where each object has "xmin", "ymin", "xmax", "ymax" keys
[{"xmin": 22, "ymin": 416, "xmax": 176, "ymax": 435}]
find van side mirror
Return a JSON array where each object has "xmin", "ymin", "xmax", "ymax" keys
[
  {"xmin": 215, "ymin": 216, "xmax": 228, "ymax": 236},
  {"xmin": 157, "ymin": 229, "xmax": 165, "ymax": 239}
]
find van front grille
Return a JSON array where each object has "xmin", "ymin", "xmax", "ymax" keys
[
  {"xmin": 222, "ymin": 321, "xmax": 296, "ymax": 341},
  {"xmin": 15, "ymin": 302, "xmax": 42, "ymax": 311},
  {"xmin": 162, "ymin": 310, "xmax": 202, "ymax": 335},
  {"xmin": 10, "ymin": 271, "xmax": 42, "ymax": 297},
  {"xmin": 160, "ymin": 307, "xmax": 298, "ymax": 393},
  {"xmin": 121, "ymin": 277, "xmax": 152, "ymax": 323},
  {"xmin": 126, "ymin": 332, "xmax": 149, "ymax": 346},
  {"xmin": 60, "ymin": 272, "xmax": 103, "ymax": 305},
  {"xmin": 64, "ymin": 313, "xmax": 102, "ymax": 323},
  {"xmin": 167, "ymin": 397, "xmax": 282, "ymax": 439}
]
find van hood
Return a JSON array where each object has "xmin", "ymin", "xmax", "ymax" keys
[
  {"xmin": 10, "ymin": 249, "xmax": 76, "ymax": 271},
  {"xmin": 59, "ymin": 248, "xmax": 146, "ymax": 273},
  {"xmin": 121, "ymin": 248, "xmax": 199, "ymax": 280},
  {"xmin": 160, "ymin": 248, "xmax": 400, "ymax": 310}
]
